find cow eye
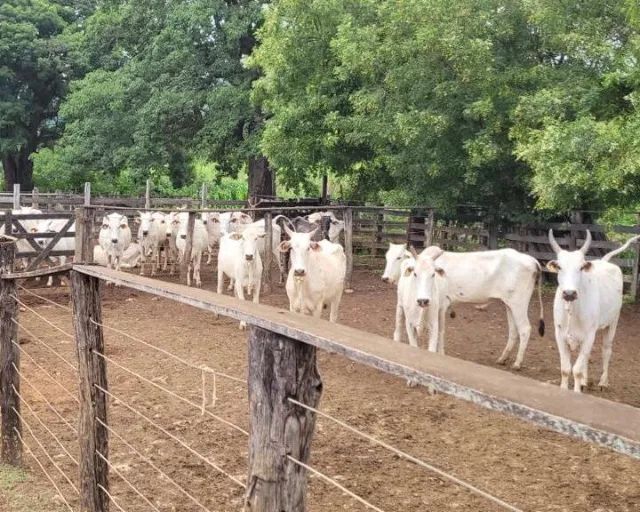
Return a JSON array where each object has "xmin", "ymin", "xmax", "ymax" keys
[
  {"xmin": 102, "ymin": 225, "xmax": 108, "ymax": 230},
  {"xmin": 120, "ymin": 224, "xmax": 127, "ymax": 229},
  {"xmin": 396, "ymin": 256, "xmax": 402, "ymax": 260},
  {"xmin": 161, "ymin": 220, "xmax": 165, "ymax": 224},
  {"xmin": 413, "ymin": 272, "xmax": 417, "ymax": 277}
]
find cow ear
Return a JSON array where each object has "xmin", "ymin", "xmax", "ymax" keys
[
  {"xmin": 546, "ymin": 260, "xmax": 560, "ymax": 273},
  {"xmin": 278, "ymin": 241, "xmax": 291, "ymax": 253},
  {"xmin": 404, "ymin": 265, "xmax": 415, "ymax": 276},
  {"xmin": 310, "ymin": 241, "xmax": 321, "ymax": 251},
  {"xmin": 581, "ymin": 261, "xmax": 593, "ymax": 272},
  {"xmin": 435, "ymin": 267, "xmax": 445, "ymax": 276}
]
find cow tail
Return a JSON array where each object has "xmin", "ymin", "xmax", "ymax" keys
[{"xmin": 537, "ymin": 264, "xmax": 545, "ymax": 337}]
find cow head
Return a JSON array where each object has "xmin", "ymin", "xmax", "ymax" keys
[
  {"xmin": 35, "ymin": 219, "xmax": 54, "ymax": 249},
  {"xmin": 278, "ymin": 225, "xmax": 320, "ymax": 278},
  {"xmin": 413, "ymin": 246, "xmax": 445, "ymax": 308},
  {"xmin": 102, "ymin": 213, "xmax": 130, "ymax": 245},
  {"xmin": 382, "ymin": 243, "xmax": 412, "ymax": 284},
  {"xmin": 136, "ymin": 211, "xmax": 153, "ymax": 239},
  {"xmin": 547, "ymin": 229, "xmax": 592, "ymax": 303},
  {"xmin": 230, "ymin": 228, "xmax": 265, "ymax": 262},
  {"xmin": 228, "ymin": 212, "xmax": 252, "ymax": 232},
  {"xmin": 165, "ymin": 212, "xmax": 178, "ymax": 239}
]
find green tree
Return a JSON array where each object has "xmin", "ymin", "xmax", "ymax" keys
[{"xmin": 0, "ymin": 0, "xmax": 73, "ymax": 190}]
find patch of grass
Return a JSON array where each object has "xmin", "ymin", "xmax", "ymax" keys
[{"xmin": 0, "ymin": 464, "xmax": 66, "ymax": 512}]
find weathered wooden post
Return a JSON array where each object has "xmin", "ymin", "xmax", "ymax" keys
[
  {"xmin": 200, "ymin": 183, "xmax": 208, "ymax": 209},
  {"xmin": 320, "ymin": 214, "xmax": 331, "ymax": 241},
  {"xmin": 245, "ymin": 326, "xmax": 322, "ymax": 512},
  {"xmin": 75, "ymin": 207, "xmax": 96, "ymax": 264},
  {"xmin": 180, "ymin": 211, "xmax": 196, "ymax": 284},
  {"xmin": 0, "ymin": 236, "xmax": 21, "ymax": 466},
  {"xmin": 631, "ymin": 214, "xmax": 640, "ymax": 302},
  {"xmin": 425, "ymin": 208, "xmax": 435, "ymax": 247},
  {"xmin": 145, "ymin": 179, "xmax": 151, "ymax": 210},
  {"xmin": 12, "ymin": 184, "xmax": 20, "ymax": 210},
  {"xmin": 31, "ymin": 187, "xmax": 39, "ymax": 209},
  {"xmin": 406, "ymin": 209, "xmax": 426, "ymax": 250},
  {"xmin": 263, "ymin": 212, "xmax": 273, "ymax": 292},
  {"xmin": 71, "ymin": 270, "xmax": 109, "ymax": 512},
  {"xmin": 84, "ymin": 182, "xmax": 91, "ymax": 207},
  {"xmin": 344, "ymin": 207, "xmax": 353, "ymax": 292},
  {"xmin": 375, "ymin": 210, "xmax": 384, "ymax": 255},
  {"xmin": 487, "ymin": 215, "xmax": 498, "ymax": 250}
]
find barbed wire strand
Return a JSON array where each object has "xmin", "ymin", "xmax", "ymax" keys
[
  {"xmin": 96, "ymin": 450, "xmax": 161, "ymax": 512},
  {"xmin": 13, "ymin": 385, "xmax": 78, "ymax": 465},
  {"xmin": 90, "ymin": 318, "xmax": 246, "ymax": 385},
  {"xmin": 287, "ymin": 455, "xmax": 386, "ymax": 512},
  {"xmin": 95, "ymin": 384, "xmax": 246, "ymax": 490},
  {"xmin": 12, "ymin": 319, "xmax": 76, "ymax": 371},
  {"xmin": 93, "ymin": 350, "xmax": 248, "ymax": 437},
  {"xmin": 18, "ymin": 285, "xmax": 72, "ymax": 312},
  {"xmin": 14, "ymin": 428, "xmax": 75, "ymax": 512},
  {"xmin": 14, "ymin": 296, "xmax": 76, "ymax": 341},
  {"xmin": 98, "ymin": 484, "xmax": 128, "ymax": 512},
  {"xmin": 289, "ymin": 398, "xmax": 524, "ymax": 512},
  {"xmin": 12, "ymin": 407, "xmax": 79, "ymax": 494},
  {"xmin": 13, "ymin": 363, "xmax": 78, "ymax": 434},
  {"xmin": 11, "ymin": 340, "xmax": 79, "ymax": 403},
  {"xmin": 96, "ymin": 417, "xmax": 214, "ymax": 512}
]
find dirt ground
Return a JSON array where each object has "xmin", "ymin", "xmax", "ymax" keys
[{"xmin": 5, "ymin": 266, "xmax": 640, "ymax": 512}]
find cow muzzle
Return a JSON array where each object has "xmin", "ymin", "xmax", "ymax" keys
[
  {"xmin": 180, "ymin": 234, "xmax": 187, "ymax": 239},
  {"xmin": 142, "ymin": 230, "xmax": 149, "ymax": 236},
  {"xmin": 562, "ymin": 290, "xmax": 578, "ymax": 302},
  {"xmin": 111, "ymin": 238, "xmax": 119, "ymax": 244},
  {"xmin": 293, "ymin": 269, "xmax": 306, "ymax": 277},
  {"xmin": 416, "ymin": 298, "xmax": 430, "ymax": 308},
  {"xmin": 245, "ymin": 254, "xmax": 254, "ymax": 262}
]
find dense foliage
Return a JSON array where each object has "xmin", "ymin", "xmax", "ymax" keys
[{"xmin": 2, "ymin": 0, "xmax": 640, "ymax": 214}]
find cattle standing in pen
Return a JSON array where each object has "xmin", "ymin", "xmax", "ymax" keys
[
  {"xmin": 547, "ymin": 230, "xmax": 640, "ymax": 392},
  {"xmin": 99, "ymin": 213, "xmax": 132, "ymax": 271},
  {"xmin": 136, "ymin": 211, "xmax": 166, "ymax": 276},
  {"xmin": 382, "ymin": 243, "xmax": 412, "ymax": 285},
  {"xmin": 173, "ymin": 212, "xmax": 208, "ymax": 287}
]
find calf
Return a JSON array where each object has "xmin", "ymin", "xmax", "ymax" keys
[
  {"xmin": 279, "ymin": 226, "xmax": 346, "ymax": 323},
  {"xmin": 237, "ymin": 217, "xmax": 285, "ymax": 281},
  {"xmin": 547, "ymin": 230, "xmax": 639, "ymax": 392},
  {"xmin": 174, "ymin": 212, "xmax": 209, "ymax": 287},
  {"xmin": 99, "ymin": 213, "xmax": 132, "ymax": 271},
  {"xmin": 136, "ymin": 211, "xmax": 166, "ymax": 276},
  {"xmin": 217, "ymin": 228, "xmax": 265, "ymax": 328},
  {"xmin": 382, "ymin": 243, "xmax": 412, "ymax": 284}
]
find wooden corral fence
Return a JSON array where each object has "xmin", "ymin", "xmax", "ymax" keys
[{"xmin": 1, "ymin": 236, "xmax": 640, "ymax": 511}]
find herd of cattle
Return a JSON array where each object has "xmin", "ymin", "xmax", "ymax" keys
[{"xmin": 4, "ymin": 206, "xmax": 640, "ymax": 394}]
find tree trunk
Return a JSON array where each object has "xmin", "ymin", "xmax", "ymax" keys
[
  {"xmin": 2, "ymin": 148, "xmax": 34, "ymax": 192},
  {"xmin": 248, "ymin": 156, "xmax": 275, "ymax": 203}
]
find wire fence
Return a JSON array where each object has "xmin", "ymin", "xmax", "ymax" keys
[{"xmin": 0, "ymin": 284, "xmax": 534, "ymax": 512}]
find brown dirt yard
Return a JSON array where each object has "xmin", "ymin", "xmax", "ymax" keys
[{"xmin": 4, "ymin": 266, "xmax": 640, "ymax": 512}]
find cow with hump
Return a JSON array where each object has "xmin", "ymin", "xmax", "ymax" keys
[
  {"xmin": 279, "ymin": 224, "xmax": 346, "ymax": 323},
  {"xmin": 99, "ymin": 213, "xmax": 132, "ymax": 271},
  {"xmin": 547, "ymin": 230, "xmax": 639, "ymax": 392}
]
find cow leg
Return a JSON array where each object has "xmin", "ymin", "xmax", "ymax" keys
[
  {"xmin": 329, "ymin": 293, "xmax": 342, "ymax": 323},
  {"xmin": 427, "ymin": 308, "xmax": 439, "ymax": 353},
  {"xmin": 253, "ymin": 277, "xmax": 261, "ymax": 304},
  {"xmin": 573, "ymin": 331, "xmax": 596, "ymax": 393},
  {"xmin": 393, "ymin": 304, "xmax": 404, "ymax": 342},
  {"xmin": 599, "ymin": 320, "xmax": 618, "ymax": 389},
  {"xmin": 405, "ymin": 316, "xmax": 418, "ymax": 348},
  {"xmin": 437, "ymin": 307, "xmax": 447, "ymax": 355},
  {"xmin": 194, "ymin": 252, "xmax": 202, "ymax": 287},
  {"xmin": 554, "ymin": 325, "xmax": 572, "ymax": 390},
  {"xmin": 511, "ymin": 304, "xmax": 532, "ymax": 370},
  {"xmin": 497, "ymin": 306, "xmax": 518, "ymax": 365}
]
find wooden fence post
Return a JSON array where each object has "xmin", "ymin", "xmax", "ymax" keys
[
  {"xmin": 12, "ymin": 184, "xmax": 20, "ymax": 210},
  {"xmin": 84, "ymin": 182, "xmax": 91, "ymax": 207},
  {"xmin": 145, "ymin": 179, "xmax": 151, "ymax": 210},
  {"xmin": 487, "ymin": 216, "xmax": 498, "ymax": 250},
  {"xmin": 425, "ymin": 209, "xmax": 435, "ymax": 247},
  {"xmin": 375, "ymin": 210, "xmax": 384, "ymax": 256},
  {"xmin": 407, "ymin": 209, "xmax": 426, "ymax": 250},
  {"xmin": 263, "ymin": 212, "xmax": 273, "ymax": 293},
  {"xmin": 245, "ymin": 326, "xmax": 322, "ymax": 512},
  {"xmin": 0, "ymin": 237, "xmax": 21, "ymax": 466},
  {"xmin": 31, "ymin": 187, "xmax": 39, "ymax": 209},
  {"xmin": 75, "ymin": 207, "xmax": 96, "ymax": 264},
  {"xmin": 321, "ymin": 214, "xmax": 331, "ymax": 241},
  {"xmin": 631, "ymin": 213, "xmax": 640, "ymax": 302},
  {"xmin": 71, "ymin": 270, "xmax": 109, "ymax": 512},
  {"xmin": 200, "ymin": 183, "xmax": 208, "ymax": 209},
  {"xmin": 180, "ymin": 211, "xmax": 196, "ymax": 284},
  {"xmin": 344, "ymin": 208, "xmax": 353, "ymax": 292}
]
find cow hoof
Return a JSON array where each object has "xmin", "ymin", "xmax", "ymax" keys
[
  {"xmin": 496, "ymin": 358, "xmax": 507, "ymax": 366},
  {"xmin": 511, "ymin": 363, "xmax": 522, "ymax": 371}
]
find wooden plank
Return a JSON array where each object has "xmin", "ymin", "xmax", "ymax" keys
[
  {"xmin": 26, "ymin": 216, "xmax": 75, "ymax": 271},
  {"xmin": 0, "ymin": 263, "xmax": 73, "ymax": 280},
  {"xmin": 12, "ymin": 184, "xmax": 20, "ymax": 210},
  {"xmin": 245, "ymin": 326, "xmax": 321, "ymax": 511},
  {"xmin": 71, "ymin": 270, "xmax": 109, "ymax": 512},
  {"xmin": 16, "ymin": 250, "xmax": 75, "ymax": 259},
  {"xmin": 9, "ymin": 218, "xmax": 56, "ymax": 266},
  {"xmin": 0, "ymin": 237, "xmax": 21, "ymax": 466},
  {"xmin": 84, "ymin": 182, "xmax": 91, "ymax": 207},
  {"xmin": 73, "ymin": 264, "xmax": 640, "ymax": 459},
  {"xmin": 0, "ymin": 213, "xmax": 74, "ymax": 221}
]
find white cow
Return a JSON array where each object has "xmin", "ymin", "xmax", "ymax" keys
[
  {"xmin": 402, "ymin": 247, "xmax": 451, "ymax": 352},
  {"xmin": 174, "ymin": 212, "xmax": 209, "ymax": 287},
  {"xmin": 217, "ymin": 228, "xmax": 265, "ymax": 329},
  {"xmin": 34, "ymin": 218, "xmax": 76, "ymax": 286},
  {"xmin": 382, "ymin": 243, "xmax": 412, "ymax": 284},
  {"xmin": 201, "ymin": 212, "xmax": 222, "ymax": 264},
  {"xmin": 136, "ymin": 211, "xmax": 166, "ymax": 276},
  {"xmin": 410, "ymin": 245, "xmax": 545, "ymax": 369},
  {"xmin": 220, "ymin": 211, "xmax": 252, "ymax": 234},
  {"xmin": 98, "ymin": 213, "xmax": 132, "ymax": 271},
  {"xmin": 162, "ymin": 211, "xmax": 180, "ymax": 274},
  {"xmin": 547, "ymin": 230, "xmax": 639, "ymax": 392},
  {"xmin": 306, "ymin": 211, "xmax": 345, "ymax": 243},
  {"xmin": 94, "ymin": 243, "xmax": 142, "ymax": 269},
  {"xmin": 279, "ymin": 226, "xmax": 346, "ymax": 323},
  {"xmin": 237, "ymin": 217, "xmax": 285, "ymax": 279}
]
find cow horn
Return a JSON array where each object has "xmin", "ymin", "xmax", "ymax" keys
[
  {"xmin": 548, "ymin": 229, "xmax": 561, "ymax": 254},
  {"xmin": 580, "ymin": 230, "xmax": 592, "ymax": 254},
  {"xmin": 283, "ymin": 223, "xmax": 295, "ymax": 238}
]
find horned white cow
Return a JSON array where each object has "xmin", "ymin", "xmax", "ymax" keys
[
  {"xmin": 279, "ymin": 226, "xmax": 346, "ymax": 323},
  {"xmin": 94, "ymin": 243, "xmax": 142, "ymax": 269},
  {"xmin": 306, "ymin": 211, "xmax": 345, "ymax": 243},
  {"xmin": 547, "ymin": 230, "xmax": 639, "ymax": 392},
  {"xmin": 409, "ymin": 245, "xmax": 544, "ymax": 369},
  {"xmin": 217, "ymin": 228, "xmax": 265, "ymax": 329},
  {"xmin": 136, "ymin": 211, "xmax": 166, "ymax": 276},
  {"xmin": 174, "ymin": 212, "xmax": 209, "ymax": 287},
  {"xmin": 99, "ymin": 213, "xmax": 132, "ymax": 271}
]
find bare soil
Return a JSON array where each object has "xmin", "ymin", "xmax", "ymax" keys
[{"xmin": 5, "ymin": 267, "xmax": 640, "ymax": 512}]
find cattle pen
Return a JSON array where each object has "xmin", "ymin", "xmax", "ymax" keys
[{"xmin": 1, "ymin": 218, "xmax": 640, "ymax": 511}]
